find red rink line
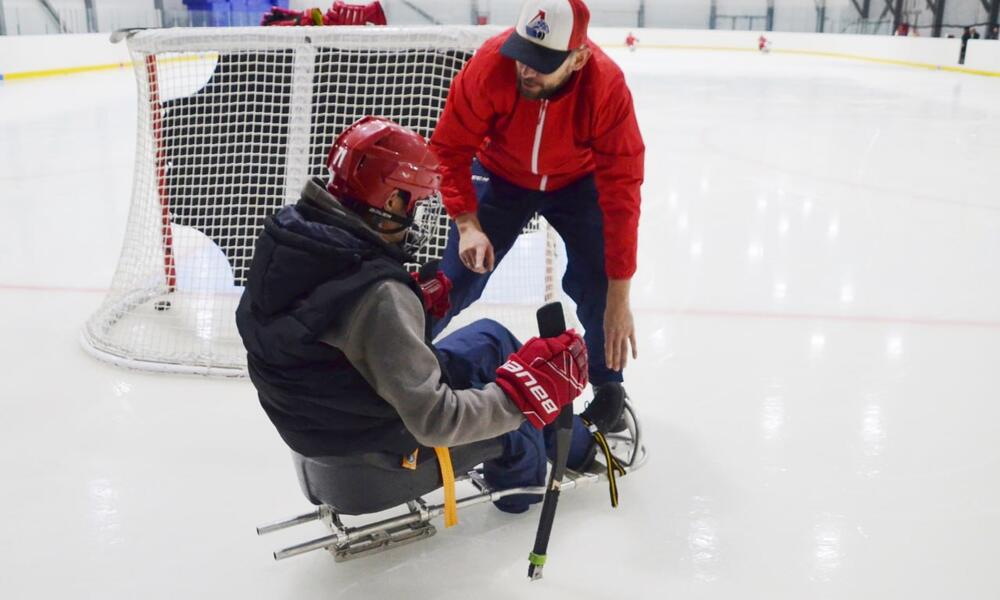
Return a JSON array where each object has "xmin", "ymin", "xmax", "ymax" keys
[
  {"xmin": 2, "ymin": 282, "xmax": 997, "ymax": 329},
  {"xmin": 645, "ymin": 306, "xmax": 1000, "ymax": 329},
  {"xmin": 0, "ymin": 283, "xmax": 107, "ymax": 294}
]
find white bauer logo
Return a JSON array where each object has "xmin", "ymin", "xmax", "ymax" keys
[{"xmin": 499, "ymin": 361, "xmax": 559, "ymax": 414}]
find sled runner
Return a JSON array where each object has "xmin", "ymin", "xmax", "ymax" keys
[{"xmin": 257, "ymin": 399, "xmax": 647, "ymax": 562}]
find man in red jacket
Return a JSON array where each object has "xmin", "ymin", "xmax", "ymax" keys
[{"xmin": 430, "ymin": 0, "xmax": 644, "ymax": 408}]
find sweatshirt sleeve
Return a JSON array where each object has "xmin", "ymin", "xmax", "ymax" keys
[
  {"xmin": 321, "ymin": 280, "xmax": 525, "ymax": 448},
  {"xmin": 429, "ymin": 49, "xmax": 496, "ymax": 219},
  {"xmin": 591, "ymin": 74, "xmax": 645, "ymax": 280}
]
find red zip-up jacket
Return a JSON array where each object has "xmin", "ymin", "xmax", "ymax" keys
[{"xmin": 430, "ymin": 30, "xmax": 645, "ymax": 280}]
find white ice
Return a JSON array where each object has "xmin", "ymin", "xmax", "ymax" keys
[{"xmin": 2, "ymin": 47, "xmax": 1000, "ymax": 599}]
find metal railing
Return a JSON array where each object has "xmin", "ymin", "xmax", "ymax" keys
[{"xmin": 0, "ymin": 0, "xmax": 994, "ymax": 37}]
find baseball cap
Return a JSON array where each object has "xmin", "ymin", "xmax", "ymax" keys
[{"xmin": 500, "ymin": 0, "xmax": 591, "ymax": 75}]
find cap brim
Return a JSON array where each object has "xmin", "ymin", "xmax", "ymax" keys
[{"xmin": 500, "ymin": 31, "xmax": 570, "ymax": 75}]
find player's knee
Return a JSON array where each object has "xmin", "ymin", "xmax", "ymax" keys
[{"xmin": 468, "ymin": 318, "xmax": 521, "ymax": 352}]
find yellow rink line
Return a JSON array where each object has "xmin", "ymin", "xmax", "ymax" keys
[
  {"xmin": 0, "ymin": 53, "xmax": 217, "ymax": 82},
  {"xmin": 605, "ymin": 42, "xmax": 1000, "ymax": 77},
  {"xmin": 2, "ymin": 43, "xmax": 998, "ymax": 81}
]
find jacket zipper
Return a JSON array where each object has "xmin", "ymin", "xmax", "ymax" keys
[{"xmin": 531, "ymin": 100, "xmax": 549, "ymax": 191}]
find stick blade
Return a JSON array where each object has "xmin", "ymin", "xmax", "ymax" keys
[{"xmin": 536, "ymin": 302, "xmax": 565, "ymax": 339}]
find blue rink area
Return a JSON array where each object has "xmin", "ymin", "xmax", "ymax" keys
[{"xmin": 1, "ymin": 46, "xmax": 1000, "ymax": 599}]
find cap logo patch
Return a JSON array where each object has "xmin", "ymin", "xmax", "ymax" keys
[{"xmin": 525, "ymin": 10, "xmax": 549, "ymax": 40}]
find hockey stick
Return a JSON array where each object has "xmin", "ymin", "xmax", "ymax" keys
[{"xmin": 527, "ymin": 301, "xmax": 574, "ymax": 581}]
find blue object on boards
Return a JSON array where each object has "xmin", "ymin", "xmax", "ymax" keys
[{"xmin": 183, "ymin": 0, "xmax": 289, "ymax": 27}]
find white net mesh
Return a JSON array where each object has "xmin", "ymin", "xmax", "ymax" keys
[{"xmin": 82, "ymin": 26, "xmax": 571, "ymax": 376}]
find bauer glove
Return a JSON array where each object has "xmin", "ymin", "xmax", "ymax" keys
[
  {"xmin": 324, "ymin": 1, "xmax": 388, "ymax": 25},
  {"xmin": 495, "ymin": 331, "xmax": 589, "ymax": 429},
  {"xmin": 409, "ymin": 270, "xmax": 452, "ymax": 319}
]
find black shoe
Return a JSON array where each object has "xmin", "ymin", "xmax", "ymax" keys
[{"xmin": 580, "ymin": 383, "xmax": 628, "ymax": 434}]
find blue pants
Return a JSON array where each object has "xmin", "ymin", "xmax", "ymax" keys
[
  {"xmin": 436, "ymin": 318, "xmax": 595, "ymax": 513},
  {"xmin": 433, "ymin": 161, "xmax": 623, "ymax": 386}
]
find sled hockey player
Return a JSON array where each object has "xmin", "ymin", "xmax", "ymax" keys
[
  {"xmin": 429, "ymin": 0, "xmax": 645, "ymax": 422},
  {"xmin": 758, "ymin": 34, "xmax": 772, "ymax": 53},
  {"xmin": 625, "ymin": 31, "xmax": 638, "ymax": 52},
  {"xmin": 236, "ymin": 116, "xmax": 630, "ymax": 522}
]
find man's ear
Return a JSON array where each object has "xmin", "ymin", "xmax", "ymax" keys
[{"xmin": 570, "ymin": 46, "xmax": 591, "ymax": 72}]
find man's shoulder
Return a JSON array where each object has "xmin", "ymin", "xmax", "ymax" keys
[{"xmin": 584, "ymin": 40, "xmax": 628, "ymax": 88}]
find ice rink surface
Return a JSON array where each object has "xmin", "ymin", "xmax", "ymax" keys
[{"xmin": 2, "ymin": 46, "xmax": 1000, "ymax": 599}]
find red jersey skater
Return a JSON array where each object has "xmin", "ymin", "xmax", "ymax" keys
[
  {"xmin": 430, "ymin": 0, "xmax": 645, "ymax": 408},
  {"xmin": 626, "ymin": 31, "xmax": 638, "ymax": 51}
]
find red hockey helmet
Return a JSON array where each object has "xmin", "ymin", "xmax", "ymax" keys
[{"xmin": 326, "ymin": 116, "xmax": 441, "ymax": 218}]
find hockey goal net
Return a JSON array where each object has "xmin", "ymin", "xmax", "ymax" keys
[{"xmin": 82, "ymin": 26, "xmax": 572, "ymax": 376}]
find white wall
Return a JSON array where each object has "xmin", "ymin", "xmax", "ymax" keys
[
  {"xmin": 590, "ymin": 27, "xmax": 965, "ymax": 68},
  {"xmin": 0, "ymin": 31, "xmax": 130, "ymax": 74},
  {"xmin": 964, "ymin": 39, "xmax": 1000, "ymax": 70}
]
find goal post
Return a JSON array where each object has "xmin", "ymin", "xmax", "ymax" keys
[{"xmin": 83, "ymin": 26, "xmax": 573, "ymax": 376}]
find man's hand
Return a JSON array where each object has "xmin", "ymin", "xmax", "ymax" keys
[
  {"xmin": 604, "ymin": 278, "xmax": 637, "ymax": 372},
  {"xmin": 495, "ymin": 331, "xmax": 589, "ymax": 429},
  {"xmin": 455, "ymin": 213, "xmax": 494, "ymax": 274}
]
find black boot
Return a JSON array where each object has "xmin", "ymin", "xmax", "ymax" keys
[{"xmin": 580, "ymin": 382, "xmax": 628, "ymax": 434}]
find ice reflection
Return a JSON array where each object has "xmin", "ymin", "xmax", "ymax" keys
[
  {"xmin": 862, "ymin": 403, "xmax": 885, "ymax": 457},
  {"xmin": 886, "ymin": 335, "xmax": 903, "ymax": 359},
  {"xmin": 89, "ymin": 478, "xmax": 123, "ymax": 547},
  {"xmin": 687, "ymin": 498, "xmax": 719, "ymax": 582},
  {"xmin": 812, "ymin": 516, "xmax": 843, "ymax": 582},
  {"xmin": 810, "ymin": 333, "xmax": 826, "ymax": 356},
  {"xmin": 858, "ymin": 399, "xmax": 886, "ymax": 478},
  {"xmin": 761, "ymin": 396, "xmax": 784, "ymax": 441},
  {"xmin": 690, "ymin": 240, "xmax": 703, "ymax": 258},
  {"xmin": 649, "ymin": 327, "xmax": 669, "ymax": 354}
]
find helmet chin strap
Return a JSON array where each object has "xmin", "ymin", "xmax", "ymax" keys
[{"xmin": 367, "ymin": 206, "xmax": 414, "ymax": 235}]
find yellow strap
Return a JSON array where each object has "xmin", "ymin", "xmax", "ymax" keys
[
  {"xmin": 581, "ymin": 418, "xmax": 627, "ymax": 508},
  {"xmin": 434, "ymin": 447, "xmax": 458, "ymax": 528},
  {"xmin": 592, "ymin": 431, "xmax": 626, "ymax": 508}
]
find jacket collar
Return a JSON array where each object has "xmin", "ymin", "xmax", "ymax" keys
[{"xmin": 298, "ymin": 178, "xmax": 413, "ymax": 264}]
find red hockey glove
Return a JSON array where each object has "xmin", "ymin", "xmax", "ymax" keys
[
  {"xmin": 324, "ymin": 1, "xmax": 387, "ymax": 25},
  {"xmin": 495, "ymin": 331, "xmax": 589, "ymax": 429},
  {"xmin": 410, "ymin": 270, "xmax": 452, "ymax": 319}
]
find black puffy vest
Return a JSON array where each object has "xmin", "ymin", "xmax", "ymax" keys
[{"xmin": 235, "ymin": 181, "xmax": 429, "ymax": 458}]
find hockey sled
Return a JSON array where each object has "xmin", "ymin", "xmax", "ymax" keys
[{"xmin": 257, "ymin": 400, "xmax": 648, "ymax": 562}]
